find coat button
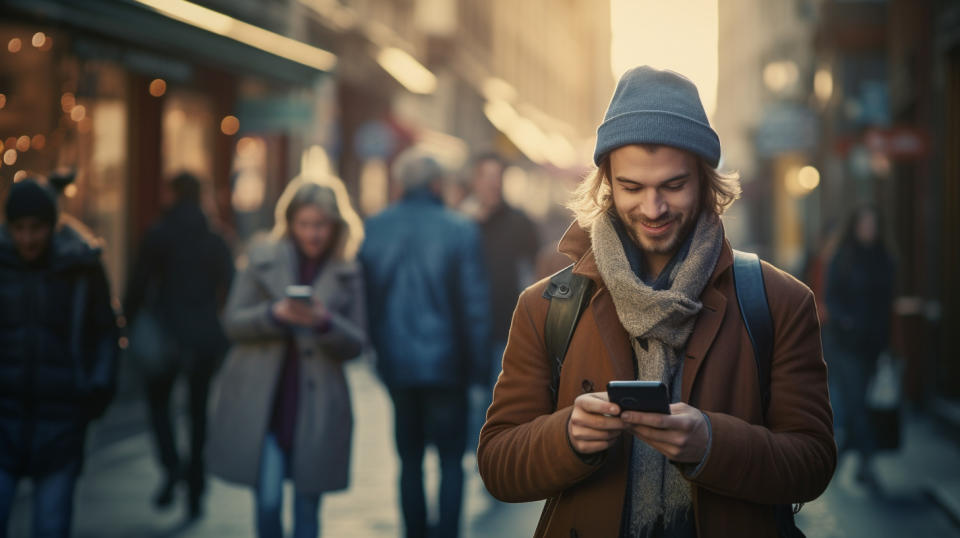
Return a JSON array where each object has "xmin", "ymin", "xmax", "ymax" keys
[{"xmin": 581, "ymin": 379, "xmax": 594, "ymax": 393}]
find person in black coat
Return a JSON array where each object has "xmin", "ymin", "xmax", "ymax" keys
[
  {"xmin": 825, "ymin": 205, "xmax": 895, "ymax": 488},
  {"xmin": 124, "ymin": 172, "xmax": 234, "ymax": 519},
  {"xmin": 0, "ymin": 178, "xmax": 119, "ymax": 538}
]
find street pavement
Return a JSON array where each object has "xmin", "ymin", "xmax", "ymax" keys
[
  {"xmin": 8, "ymin": 359, "xmax": 543, "ymax": 537},
  {"xmin": 8, "ymin": 359, "xmax": 960, "ymax": 537}
]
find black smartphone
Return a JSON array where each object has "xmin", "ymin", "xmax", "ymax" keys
[{"xmin": 607, "ymin": 381, "xmax": 671, "ymax": 414}]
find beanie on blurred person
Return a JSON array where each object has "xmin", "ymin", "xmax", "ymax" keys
[
  {"xmin": 594, "ymin": 66, "xmax": 721, "ymax": 167},
  {"xmin": 5, "ymin": 178, "xmax": 58, "ymax": 224}
]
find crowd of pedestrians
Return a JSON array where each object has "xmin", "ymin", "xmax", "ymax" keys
[{"xmin": 0, "ymin": 65, "xmax": 900, "ymax": 538}]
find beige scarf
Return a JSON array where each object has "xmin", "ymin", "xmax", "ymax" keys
[{"xmin": 591, "ymin": 211, "xmax": 723, "ymax": 535}]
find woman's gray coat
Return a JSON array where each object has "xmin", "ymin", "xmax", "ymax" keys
[{"xmin": 206, "ymin": 238, "xmax": 366, "ymax": 494}]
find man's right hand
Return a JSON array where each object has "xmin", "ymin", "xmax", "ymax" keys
[{"xmin": 567, "ymin": 392, "xmax": 625, "ymax": 455}]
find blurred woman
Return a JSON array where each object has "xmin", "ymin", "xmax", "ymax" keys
[
  {"xmin": 825, "ymin": 205, "xmax": 895, "ymax": 487},
  {"xmin": 207, "ymin": 177, "xmax": 366, "ymax": 538}
]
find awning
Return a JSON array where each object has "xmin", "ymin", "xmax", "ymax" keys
[{"xmin": 5, "ymin": 0, "xmax": 336, "ymax": 85}]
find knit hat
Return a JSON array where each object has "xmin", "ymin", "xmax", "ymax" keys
[
  {"xmin": 594, "ymin": 66, "xmax": 721, "ymax": 167},
  {"xmin": 5, "ymin": 179, "xmax": 58, "ymax": 224}
]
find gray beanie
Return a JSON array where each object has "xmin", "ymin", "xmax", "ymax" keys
[{"xmin": 594, "ymin": 66, "xmax": 721, "ymax": 167}]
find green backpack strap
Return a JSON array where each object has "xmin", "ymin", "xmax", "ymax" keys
[{"xmin": 543, "ymin": 264, "xmax": 595, "ymax": 409}]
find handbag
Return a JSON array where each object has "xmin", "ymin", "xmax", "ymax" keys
[
  {"xmin": 866, "ymin": 353, "xmax": 902, "ymax": 451},
  {"xmin": 127, "ymin": 281, "xmax": 176, "ymax": 377}
]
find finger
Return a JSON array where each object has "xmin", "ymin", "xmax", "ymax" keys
[
  {"xmin": 570, "ymin": 428, "xmax": 622, "ymax": 442},
  {"xmin": 576, "ymin": 393, "xmax": 619, "ymax": 416},
  {"xmin": 620, "ymin": 411, "xmax": 671, "ymax": 429},
  {"xmin": 571, "ymin": 411, "xmax": 625, "ymax": 431}
]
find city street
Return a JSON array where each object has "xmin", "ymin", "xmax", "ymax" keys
[
  {"xmin": 7, "ymin": 359, "xmax": 543, "ymax": 538},
  {"xmin": 7, "ymin": 358, "xmax": 960, "ymax": 537}
]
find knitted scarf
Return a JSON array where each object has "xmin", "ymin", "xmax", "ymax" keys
[{"xmin": 591, "ymin": 211, "xmax": 723, "ymax": 535}]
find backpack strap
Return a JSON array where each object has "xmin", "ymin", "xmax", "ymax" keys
[
  {"xmin": 731, "ymin": 249, "xmax": 774, "ymax": 415},
  {"xmin": 732, "ymin": 250, "xmax": 806, "ymax": 537},
  {"xmin": 543, "ymin": 264, "xmax": 595, "ymax": 409}
]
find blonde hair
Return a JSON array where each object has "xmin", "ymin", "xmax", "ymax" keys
[
  {"xmin": 567, "ymin": 149, "xmax": 741, "ymax": 228},
  {"xmin": 271, "ymin": 174, "xmax": 364, "ymax": 261}
]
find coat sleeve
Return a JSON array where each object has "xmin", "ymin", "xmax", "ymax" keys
[
  {"xmin": 223, "ymin": 262, "xmax": 286, "ymax": 343},
  {"xmin": 83, "ymin": 261, "xmax": 120, "ymax": 420},
  {"xmin": 689, "ymin": 282, "xmax": 837, "ymax": 504},
  {"xmin": 477, "ymin": 286, "xmax": 602, "ymax": 503},
  {"xmin": 314, "ymin": 266, "xmax": 368, "ymax": 361}
]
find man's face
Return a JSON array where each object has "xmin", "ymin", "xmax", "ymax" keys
[
  {"xmin": 9, "ymin": 217, "xmax": 53, "ymax": 263},
  {"xmin": 608, "ymin": 144, "xmax": 701, "ymax": 267},
  {"xmin": 473, "ymin": 159, "xmax": 504, "ymax": 210}
]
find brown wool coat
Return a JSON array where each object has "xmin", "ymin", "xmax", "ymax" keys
[
  {"xmin": 206, "ymin": 238, "xmax": 366, "ymax": 494},
  {"xmin": 478, "ymin": 223, "xmax": 836, "ymax": 538}
]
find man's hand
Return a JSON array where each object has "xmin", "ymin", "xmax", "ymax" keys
[
  {"xmin": 620, "ymin": 402, "xmax": 709, "ymax": 463},
  {"xmin": 567, "ymin": 392, "xmax": 625, "ymax": 455}
]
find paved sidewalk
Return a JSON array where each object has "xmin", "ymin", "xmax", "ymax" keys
[{"xmin": 8, "ymin": 360, "xmax": 543, "ymax": 537}]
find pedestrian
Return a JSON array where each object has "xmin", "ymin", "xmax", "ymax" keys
[
  {"xmin": 207, "ymin": 177, "xmax": 367, "ymax": 538},
  {"xmin": 124, "ymin": 172, "xmax": 235, "ymax": 519},
  {"xmin": 0, "ymin": 178, "xmax": 119, "ymax": 538},
  {"xmin": 825, "ymin": 205, "xmax": 895, "ymax": 487},
  {"xmin": 478, "ymin": 66, "xmax": 836, "ymax": 537},
  {"xmin": 359, "ymin": 147, "xmax": 491, "ymax": 538},
  {"xmin": 466, "ymin": 153, "xmax": 540, "ymax": 450}
]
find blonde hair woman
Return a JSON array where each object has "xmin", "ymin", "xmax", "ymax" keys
[{"xmin": 207, "ymin": 175, "xmax": 366, "ymax": 538}]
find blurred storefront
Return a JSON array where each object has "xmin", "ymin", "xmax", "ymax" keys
[{"xmin": 1, "ymin": 0, "xmax": 336, "ymax": 292}]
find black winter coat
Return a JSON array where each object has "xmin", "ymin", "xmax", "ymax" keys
[
  {"xmin": 0, "ymin": 224, "xmax": 119, "ymax": 476},
  {"xmin": 124, "ymin": 202, "xmax": 234, "ymax": 363}
]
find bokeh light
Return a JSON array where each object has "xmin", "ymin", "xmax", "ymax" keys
[
  {"xmin": 15, "ymin": 136, "xmax": 30, "ymax": 152},
  {"xmin": 7, "ymin": 38, "xmax": 22, "ymax": 53},
  {"xmin": 31, "ymin": 32, "xmax": 46, "ymax": 48},
  {"xmin": 64, "ymin": 184, "xmax": 79, "ymax": 198},
  {"xmin": 149, "ymin": 79, "xmax": 167, "ymax": 97},
  {"xmin": 61, "ymin": 93, "xmax": 76, "ymax": 113},
  {"xmin": 31, "ymin": 134, "xmax": 46, "ymax": 150},
  {"xmin": 13, "ymin": 170, "xmax": 27, "ymax": 182},
  {"xmin": 220, "ymin": 115, "xmax": 240, "ymax": 135},
  {"xmin": 3, "ymin": 149, "xmax": 18, "ymax": 166},
  {"xmin": 70, "ymin": 104, "xmax": 87, "ymax": 122},
  {"xmin": 0, "ymin": 94, "xmax": 6, "ymax": 110}
]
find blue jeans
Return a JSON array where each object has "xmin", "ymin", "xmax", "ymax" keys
[
  {"xmin": 254, "ymin": 434, "xmax": 322, "ymax": 538},
  {"xmin": 390, "ymin": 387, "xmax": 468, "ymax": 538},
  {"xmin": 0, "ymin": 459, "xmax": 81, "ymax": 538},
  {"xmin": 469, "ymin": 340, "xmax": 507, "ymax": 452}
]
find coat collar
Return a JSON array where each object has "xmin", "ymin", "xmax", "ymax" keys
[{"xmin": 557, "ymin": 219, "xmax": 734, "ymax": 397}]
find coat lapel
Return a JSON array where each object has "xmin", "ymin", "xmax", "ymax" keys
[{"xmin": 681, "ymin": 242, "xmax": 733, "ymax": 400}]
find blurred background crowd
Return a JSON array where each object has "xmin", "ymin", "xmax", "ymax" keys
[{"xmin": 0, "ymin": 0, "xmax": 959, "ymax": 537}]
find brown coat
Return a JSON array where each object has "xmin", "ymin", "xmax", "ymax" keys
[
  {"xmin": 206, "ymin": 238, "xmax": 366, "ymax": 494},
  {"xmin": 478, "ymin": 223, "xmax": 836, "ymax": 537}
]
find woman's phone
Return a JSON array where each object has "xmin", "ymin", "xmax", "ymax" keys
[
  {"xmin": 607, "ymin": 381, "xmax": 670, "ymax": 414},
  {"xmin": 285, "ymin": 285, "xmax": 313, "ymax": 302}
]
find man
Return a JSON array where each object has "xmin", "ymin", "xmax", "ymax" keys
[
  {"xmin": 468, "ymin": 153, "xmax": 539, "ymax": 446},
  {"xmin": 124, "ymin": 172, "xmax": 234, "ymax": 519},
  {"xmin": 0, "ymin": 178, "xmax": 119, "ymax": 537},
  {"xmin": 360, "ymin": 148, "xmax": 490, "ymax": 538},
  {"xmin": 478, "ymin": 66, "xmax": 836, "ymax": 537}
]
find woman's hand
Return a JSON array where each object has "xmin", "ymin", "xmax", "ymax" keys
[{"xmin": 272, "ymin": 298, "xmax": 329, "ymax": 328}]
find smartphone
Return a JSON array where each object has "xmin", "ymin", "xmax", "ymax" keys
[
  {"xmin": 285, "ymin": 285, "xmax": 313, "ymax": 302},
  {"xmin": 607, "ymin": 381, "xmax": 671, "ymax": 414}
]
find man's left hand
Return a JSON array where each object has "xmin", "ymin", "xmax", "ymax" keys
[{"xmin": 620, "ymin": 402, "xmax": 709, "ymax": 463}]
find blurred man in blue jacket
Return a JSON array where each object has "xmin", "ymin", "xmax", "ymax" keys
[{"xmin": 360, "ymin": 147, "xmax": 490, "ymax": 538}]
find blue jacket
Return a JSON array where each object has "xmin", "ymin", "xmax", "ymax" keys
[
  {"xmin": 359, "ymin": 189, "xmax": 491, "ymax": 389},
  {"xmin": 0, "ymin": 224, "xmax": 119, "ymax": 476}
]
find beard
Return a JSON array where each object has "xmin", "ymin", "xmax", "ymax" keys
[{"xmin": 622, "ymin": 209, "xmax": 698, "ymax": 257}]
